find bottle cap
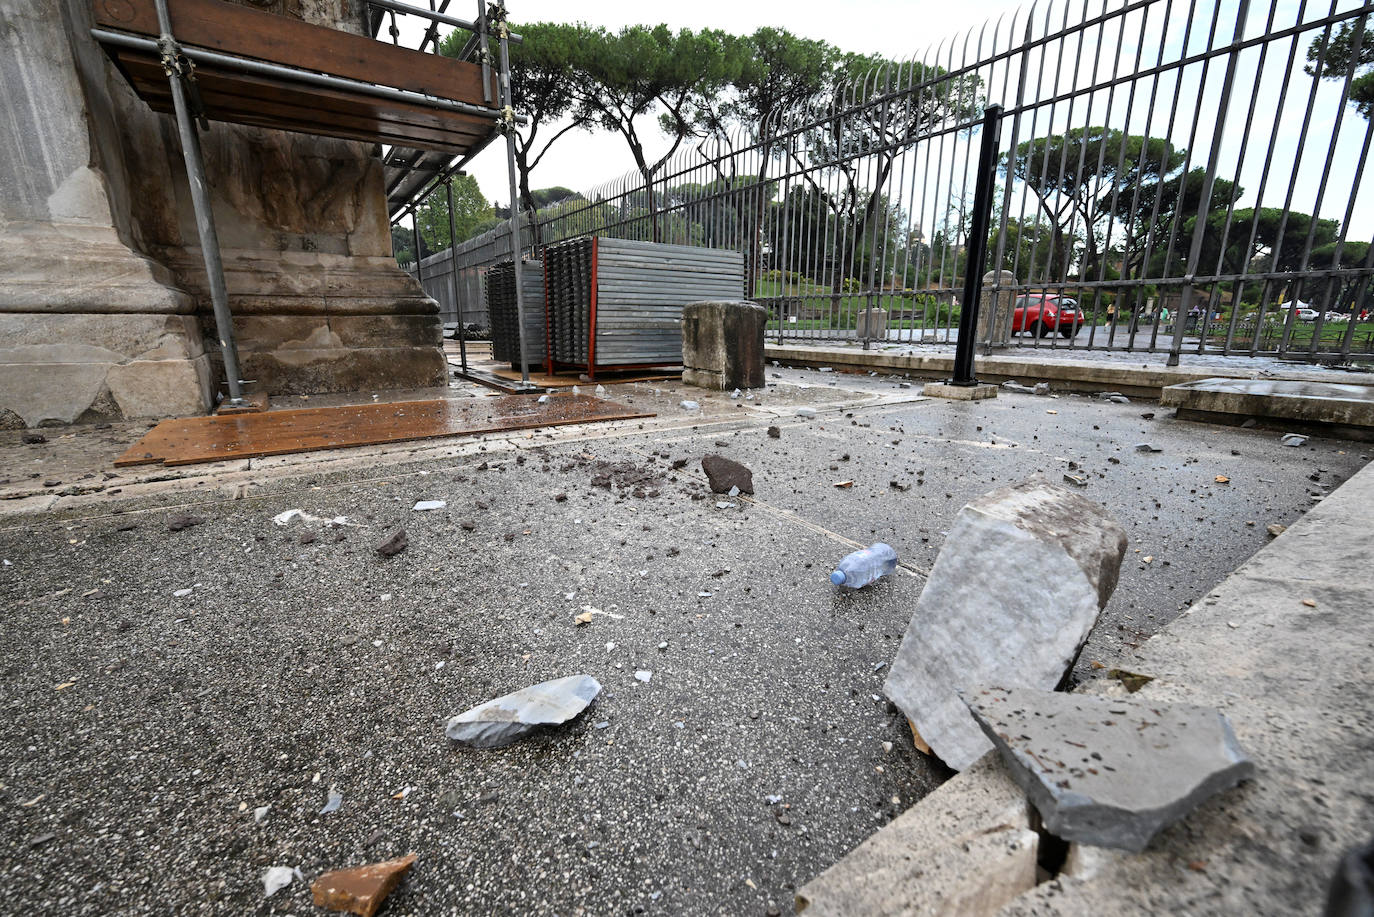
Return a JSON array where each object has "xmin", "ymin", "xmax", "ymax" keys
[{"xmin": 830, "ymin": 570, "xmax": 846, "ymax": 585}]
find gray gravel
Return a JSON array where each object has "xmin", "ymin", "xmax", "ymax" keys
[{"xmin": 0, "ymin": 372, "xmax": 1366, "ymax": 915}]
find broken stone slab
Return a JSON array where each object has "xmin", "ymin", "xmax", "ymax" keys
[
  {"xmin": 1134, "ymin": 443, "xmax": 1163, "ymax": 453},
  {"xmin": 883, "ymin": 477, "xmax": 1127, "ymax": 771},
  {"xmin": 1001, "ymin": 381, "xmax": 1036, "ymax": 394},
  {"xmin": 1281, "ymin": 433, "xmax": 1309, "ymax": 447},
  {"xmin": 963, "ymin": 684, "xmax": 1254, "ymax": 852},
  {"xmin": 445, "ymin": 674, "xmax": 601, "ymax": 748},
  {"xmin": 701, "ymin": 454, "xmax": 754, "ymax": 494},
  {"xmin": 312, "ymin": 853, "xmax": 417, "ymax": 917}
]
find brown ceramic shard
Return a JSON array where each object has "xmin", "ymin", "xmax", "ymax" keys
[{"xmin": 311, "ymin": 853, "xmax": 417, "ymax": 917}]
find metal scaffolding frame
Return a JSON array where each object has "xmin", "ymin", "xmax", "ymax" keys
[{"xmin": 93, "ymin": 0, "xmax": 529, "ymax": 407}]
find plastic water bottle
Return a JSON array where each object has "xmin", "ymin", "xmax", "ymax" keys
[{"xmin": 830, "ymin": 543, "xmax": 898, "ymax": 588}]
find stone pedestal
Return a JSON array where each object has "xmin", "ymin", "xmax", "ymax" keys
[
  {"xmin": 975, "ymin": 270, "xmax": 1017, "ymax": 347},
  {"xmin": 856, "ymin": 307, "xmax": 888, "ymax": 340},
  {"xmin": 0, "ymin": 0, "xmax": 444, "ymax": 427},
  {"xmin": 682, "ymin": 300, "xmax": 767, "ymax": 391}
]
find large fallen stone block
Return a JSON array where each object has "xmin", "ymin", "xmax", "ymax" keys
[
  {"xmin": 445, "ymin": 674, "xmax": 601, "ymax": 748},
  {"xmin": 883, "ymin": 477, "xmax": 1126, "ymax": 770},
  {"xmin": 964, "ymin": 685, "xmax": 1254, "ymax": 852}
]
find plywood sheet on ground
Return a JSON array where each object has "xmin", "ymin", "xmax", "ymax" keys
[{"xmin": 115, "ymin": 394, "xmax": 653, "ymax": 468}]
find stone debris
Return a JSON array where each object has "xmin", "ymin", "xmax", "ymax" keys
[
  {"xmin": 796, "ymin": 407, "xmax": 817, "ymax": 418},
  {"xmin": 1033, "ymin": 382, "xmax": 1051, "ymax": 395},
  {"xmin": 1063, "ymin": 472, "xmax": 1089, "ymax": 487},
  {"xmin": 412, "ymin": 500, "xmax": 446, "ymax": 511},
  {"xmin": 312, "ymin": 853, "xmax": 417, "ymax": 917},
  {"xmin": 883, "ymin": 477, "xmax": 1127, "ymax": 770},
  {"xmin": 1001, "ymin": 382, "xmax": 1036, "ymax": 394},
  {"xmin": 445, "ymin": 674, "xmax": 601, "ymax": 748},
  {"xmin": 963, "ymin": 685, "xmax": 1254, "ymax": 852},
  {"xmin": 263, "ymin": 865, "xmax": 302, "ymax": 897},
  {"xmin": 1281, "ymin": 433, "xmax": 1309, "ymax": 447},
  {"xmin": 166, "ymin": 513, "xmax": 204, "ymax": 532},
  {"xmin": 679, "ymin": 400, "xmax": 700, "ymax": 411},
  {"xmin": 701, "ymin": 455, "xmax": 754, "ymax": 495},
  {"xmin": 320, "ymin": 787, "xmax": 342, "ymax": 814},
  {"xmin": 22, "ymin": 432, "xmax": 47, "ymax": 444},
  {"xmin": 1267, "ymin": 523, "xmax": 1287, "ymax": 537},
  {"xmin": 635, "ymin": 670, "xmax": 653, "ymax": 683},
  {"xmin": 766, "ymin": 425, "xmax": 781, "ymax": 439},
  {"xmin": 375, "ymin": 529, "xmax": 408, "ymax": 557},
  {"xmin": 1134, "ymin": 443, "xmax": 1163, "ymax": 453}
]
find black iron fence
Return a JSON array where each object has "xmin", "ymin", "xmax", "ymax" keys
[{"xmin": 405, "ymin": 0, "xmax": 1374, "ymax": 364}]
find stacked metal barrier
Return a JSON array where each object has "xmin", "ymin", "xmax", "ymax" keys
[
  {"xmin": 543, "ymin": 237, "xmax": 744, "ymax": 373},
  {"xmin": 485, "ymin": 258, "xmax": 545, "ymax": 370}
]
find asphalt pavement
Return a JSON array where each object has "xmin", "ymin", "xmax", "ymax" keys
[{"xmin": 0, "ymin": 369, "xmax": 1366, "ymax": 915}]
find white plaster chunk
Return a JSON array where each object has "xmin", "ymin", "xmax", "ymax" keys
[{"xmin": 883, "ymin": 477, "xmax": 1127, "ymax": 771}]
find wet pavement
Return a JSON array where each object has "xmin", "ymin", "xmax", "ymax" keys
[{"xmin": 0, "ymin": 368, "xmax": 1367, "ymax": 915}]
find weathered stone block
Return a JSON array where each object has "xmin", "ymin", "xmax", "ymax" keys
[
  {"xmin": 964, "ymin": 685, "xmax": 1254, "ymax": 852},
  {"xmin": 883, "ymin": 477, "xmax": 1127, "ymax": 770},
  {"xmin": 856, "ymin": 307, "xmax": 888, "ymax": 340},
  {"xmin": 923, "ymin": 381, "xmax": 998, "ymax": 400},
  {"xmin": 106, "ymin": 355, "xmax": 212, "ymax": 419},
  {"xmin": 795, "ymin": 755, "xmax": 1038, "ymax": 916},
  {"xmin": 682, "ymin": 300, "xmax": 767, "ymax": 391}
]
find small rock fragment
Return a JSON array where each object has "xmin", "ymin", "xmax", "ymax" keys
[
  {"xmin": 796, "ymin": 407, "xmax": 817, "ymax": 418},
  {"xmin": 767, "ymin": 426, "xmax": 780, "ymax": 439},
  {"xmin": 634, "ymin": 670, "xmax": 653, "ymax": 683},
  {"xmin": 574, "ymin": 611, "xmax": 593, "ymax": 625},
  {"xmin": 1281, "ymin": 433, "xmax": 1308, "ymax": 447},
  {"xmin": 1267, "ymin": 524, "xmax": 1286, "ymax": 537},
  {"xmin": 413, "ymin": 500, "xmax": 446, "ymax": 511},
  {"xmin": 22, "ymin": 433, "xmax": 47, "ymax": 445},
  {"xmin": 321, "ymin": 788, "xmax": 342, "ymax": 814},
  {"xmin": 263, "ymin": 866, "xmax": 302, "ymax": 898},
  {"xmin": 375, "ymin": 529, "xmax": 408, "ymax": 557},
  {"xmin": 166, "ymin": 513, "xmax": 204, "ymax": 532},
  {"xmin": 445, "ymin": 675, "xmax": 601, "ymax": 748},
  {"xmin": 1062, "ymin": 473, "xmax": 1088, "ymax": 487},
  {"xmin": 701, "ymin": 455, "xmax": 755, "ymax": 495},
  {"xmin": 679, "ymin": 400, "xmax": 700, "ymax": 411},
  {"xmin": 1134, "ymin": 443, "xmax": 1162, "ymax": 453},
  {"xmin": 311, "ymin": 853, "xmax": 417, "ymax": 917}
]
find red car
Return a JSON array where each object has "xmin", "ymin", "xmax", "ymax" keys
[{"xmin": 1013, "ymin": 295, "xmax": 1083, "ymax": 338}]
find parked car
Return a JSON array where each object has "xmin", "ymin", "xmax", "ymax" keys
[
  {"xmin": 1323, "ymin": 311, "xmax": 1348, "ymax": 322},
  {"xmin": 1012, "ymin": 295, "xmax": 1083, "ymax": 338},
  {"xmin": 1295, "ymin": 308, "xmax": 1319, "ymax": 321}
]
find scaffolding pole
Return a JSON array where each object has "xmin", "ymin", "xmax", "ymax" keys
[
  {"xmin": 152, "ymin": 0, "xmax": 245, "ymax": 406},
  {"xmin": 495, "ymin": 3, "xmax": 532, "ymax": 388}
]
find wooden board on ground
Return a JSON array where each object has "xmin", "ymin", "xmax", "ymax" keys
[{"xmin": 115, "ymin": 393, "xmax": 654, "ymax": 468}]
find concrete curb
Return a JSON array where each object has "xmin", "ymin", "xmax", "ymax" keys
[
  {"xmin": 798, "ymin": 457, "xmax": 1374, "ymax": 915},
  {"xmin": 766, "ymin": 344, "xmax": 1372, "ymax": 399}
]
